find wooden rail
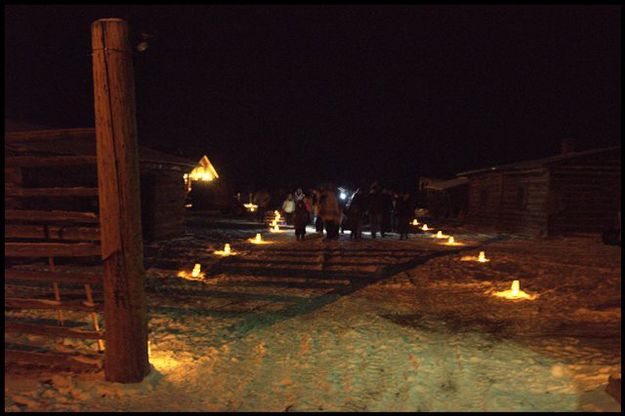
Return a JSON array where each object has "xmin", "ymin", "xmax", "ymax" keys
[
  {"xmin": 5, "ymin": 242, "xmax": 101, "ymax": 257},
  {"xmin": 5, "ymin": 128, "xmax": 96, "ymax": 144},
  {"xmin": 5, "ymin": 297, "xmax": 102, "ymax": 312},
  {"xmin": 5, "ymin": 155, "xmax": 97, "ymax": 167},
  {"xmin": 5, "ymin": 187, "xmax": 99, "ymax": 197},
  {"xmin": 5, "ymin": 224, "xmax": 100, "ymax": 241},
  {"xmin": 5, "ymin": 269, "xmax": 102, "ymax": 284},
  {"xmin": 5, "ymin": 322, "xmax": 104, "ymax": 340},
  {"xmin": 6, "ymin": 209, "xmax": 99, "ymax": 223}
]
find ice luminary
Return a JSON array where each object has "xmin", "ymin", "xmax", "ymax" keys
[
  {"xmin": 177, "ymin": 263, "xmax": 205, "ymax": 280},
  {"xmin": 191, "ymin": 263, "xmax": 201, "ymax": 277},
  {"xmin": 412, "ymin": 219, "xmax": 419, "ymax": 226},
  {"xmin": 492, "ymin": 279, "xmax": 537, "ymax": 300},
  {"xmin": 214, "ymin": 243, "xmax": 236, "ymax": 256},
  {"xmin": 421, "ymin": 224, "xmax": 429, "ymax": 231},
  {"xmin": 448, "ymin": 236, "xmax": 454, "ymax": 244},
  {"xmin": 249, "ymin": 233, "xmax": 271, "ymax": 244},
  {"xmin": 478, "ymin": 251, "xmax": 489, "ymax": 262}
]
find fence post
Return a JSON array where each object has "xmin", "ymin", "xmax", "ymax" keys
[{"xmin": 91, "ymin": 18, "xmax": 149, "ymax": 383}]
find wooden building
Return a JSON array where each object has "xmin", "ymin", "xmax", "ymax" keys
[
  {"xmin": 457, "ymin": 145, "xmax": 621, "ymax": 236},
  {"xmin": 422, "ymin": 176, "xmax": 469, "ymax": 219},
  {"xmin": 5, "ymin": 123, "xmax": 195, "ymax": 240}
]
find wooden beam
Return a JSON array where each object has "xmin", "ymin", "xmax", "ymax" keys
[
  {"xmin": 5, "ymin": 349, "xmax": 103, "ymax": 371},
  {"xmin": 5, "ymin": 209, "xmax": 99, "ymax": 223},
  {"xmin": 5, "ymin": 269, "xmax": 102, "ymax": 284},
  {"xmin": 5, "ymin": 224, "xmax": 101, "ymax": 241},
  {"xmin": 5, "ymin": 187, "xmax": 99, "ymax": 197},
  {"xmin": 5, "ymin": 297, "xmax": 102, "ymax": 312},
  {"xmin": 5, "ymin": 155, "xmax": 97, "ymax": 167},
  {"xmin": 5, "ymin": 322, "xmax": 104, "ymax": 339},
  {"xmin": 92, "ymin": 17, "xmax": 149, "ymax": 383},
  {"xmin": 5, "ymin": 242, "xmax": 101, "ymax": 257},
  {"xmin": 5, "ymin": 128, "xmax": 95, "ymax": 143}
]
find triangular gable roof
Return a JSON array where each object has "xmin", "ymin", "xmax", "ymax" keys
[
  {"xmin": 189, "ymin": 155, "xmax": 219, "ymax": 180},
  {"xmin": 457, "ymin": 146, "xmax": 620, "ymax": 176}
]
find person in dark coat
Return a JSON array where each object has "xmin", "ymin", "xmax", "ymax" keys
[
  {"xmin": 395, "ymin": 192, "xmax": 413, "ymax": 240},
  {"xmin": 293, "ymin": 198, "xmax": 310, "ymax": 241},
  {"xmin": 381, "ymin": 189, "xmax": 393, "ymax": 237},
  {"xmin": 345, "ymin": 188, "xmax": 365, "ymax": 240},
  {"xmin": 368, "ymin": 182, "xmax": 385, "ymax": 239}
]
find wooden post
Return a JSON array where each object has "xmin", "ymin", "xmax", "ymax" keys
[{"xmin": 91, "ymin": 18, "xmax": 149, "ymax": 383}]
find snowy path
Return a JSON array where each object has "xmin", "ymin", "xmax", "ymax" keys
[{"xmin": 5, "ymin": 223, "xmax": 621, "ymax": 412}]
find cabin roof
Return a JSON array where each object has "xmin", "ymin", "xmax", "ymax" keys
[
  {"xmin": 5, "ymin": 124, "xmax": 196, "ymax": 168},
  {"xmin": 423, "ymin": 176, "xmax": 469, "ymax": 191},
  {"xmin": 457, "ymin": 146, "xmax": 620, "ymax": 177}
]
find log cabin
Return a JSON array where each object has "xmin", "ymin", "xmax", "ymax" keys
[
  {"xmin": 457, "ymin": 144, "xmax": 621, "ymax": 237},
  {"xmin": 5, "ymin": 121, "xmax": 196, "ymax": 241}
]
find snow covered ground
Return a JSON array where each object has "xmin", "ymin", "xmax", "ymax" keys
[{"xmin": 5, "ymin": 216, "xmax": 621, "ymax": 411}]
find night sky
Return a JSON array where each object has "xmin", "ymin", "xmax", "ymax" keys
[{"xmin": 4, "ymin": 5, "xmax": 621, "ymax": 190}]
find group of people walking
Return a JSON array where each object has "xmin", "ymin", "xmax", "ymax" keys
[{"xmin": 255, "ymin": 182, "xmax": 415, "ymax": 242}]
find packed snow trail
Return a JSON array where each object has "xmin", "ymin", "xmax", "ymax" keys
[{"xmin": 5, "ymin": 223, "xmax": 621, "ymax": 412}]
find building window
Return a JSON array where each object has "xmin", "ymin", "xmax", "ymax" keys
[
  {"xmin": 479, "ymin": 188, "xmax": 488, "ymax": 207},
  {"xmin": 516, "ymin": 185, "xmax": 527, "ymax": 210}
]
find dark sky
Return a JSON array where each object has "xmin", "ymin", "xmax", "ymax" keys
[{"xmin": 4, "ymin": 5, "xmax": 621, "ymax": 190}]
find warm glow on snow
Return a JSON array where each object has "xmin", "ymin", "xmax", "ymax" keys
[
  {"xmin": 214, "ymin": 243, "xmax": 236, "ymax": 256},
  {"xmin": 434, "ymin": 231, "xmax": 450, "ymax": 239},
  {"xmin": 249, "ymin": 233, "xmax": 271, "ymax": 244},
  {"xmin": 177, "ymin": 264, "xmax": 205, "ymax": 280},
  {"xmin": 244, "ymin": 203, "xmax": 258, "ymax": 212},
  {"xmin": 493, "ymin": 280, "xmax": 537, "ymax": 300}
]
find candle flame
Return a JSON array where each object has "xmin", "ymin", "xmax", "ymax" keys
[
  {"xmin": 224, "ymin": 243, "xmax": 231, "ymax": 254},
  {"xmin": 511, "ymin": 280, "xmax": 519, "ymax": 296}
]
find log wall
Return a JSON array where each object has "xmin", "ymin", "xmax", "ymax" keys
[{"xmin": 547, "ymin": 151, "xmax": 621, "ymax": 235}]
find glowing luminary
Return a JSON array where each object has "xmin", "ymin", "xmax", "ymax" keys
[
  {"xmin": 243, "ymin": 203, "xmax": 258, "ymax": 212},
  {"xmin": 177, "ymin": 264, "xmax": 205, "ymax": 280},
  {"xmin": 412, "ymin": 219, "xmax": 419, "ymax": 226},
  {"xmin": 271, "ymin": 225, "xmax": 280, "ymax": 232},
  {"xmin": 214, "ymin": 243, "xmax": 236, "ymax": 256},
  {"xmin": 255, "ymin": 233, "xmax": 262, "ymax": 243},
  {"xmin": 421, "ymin": 224, "xmax": 429, "ymax": 231},
  {"xmin": 274, "ymin": 210, "xmax": 280, "ymax": 216},
  {"xmin": 478, "ymin": 251, "xmax": 489, "ymax": 262},
  {"xmin": 492, "ymin": 279, "xmax": 537, "ymax": 300},
  {"xmin": 448, "ymin": 236, "xmax": 454, "ymax": 244},
  {"xmin": 191, "ymin": 263, "xmax": 201, "ymax": 277}
]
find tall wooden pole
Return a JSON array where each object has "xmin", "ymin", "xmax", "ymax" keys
[{"xmin": 91, "ymin": 18, "xmax": 149, "ymax": 383}]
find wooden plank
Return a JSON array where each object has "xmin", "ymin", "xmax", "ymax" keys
[
  {"xmin": 5, "ymin": 187, "xmax": 99, "ymax": 197},
  {"xmin": 5, "ymin": 322, "xmax": 104, "ymax": 340},
  {"xmin": 5, "ymin": 297, "xmax": 102, "ymax": 312},
  {"xmin": 5, "ymin": 155, "xmax": 97, "ymax": 167},
  {"xmin": 5, "ymin": 242, "xmax": 101, "ymax": 257},
  {"xmin": 5, "ymin": 209, "xmax": 99, "ymax": 223},
  {"xmin": 5, "ymin": 128, "xmax": 95, "ymax": 143},
  {"xmin": 5, "ymin": 349, "xmax": 103, "ymax": 371},
  {"xmin": 5, "ymin": 269, "xmax": 102, "ymax": 284},
  {"xmin": 5, "ymin": 224, "xmax": 100, "ymax": 241}
]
